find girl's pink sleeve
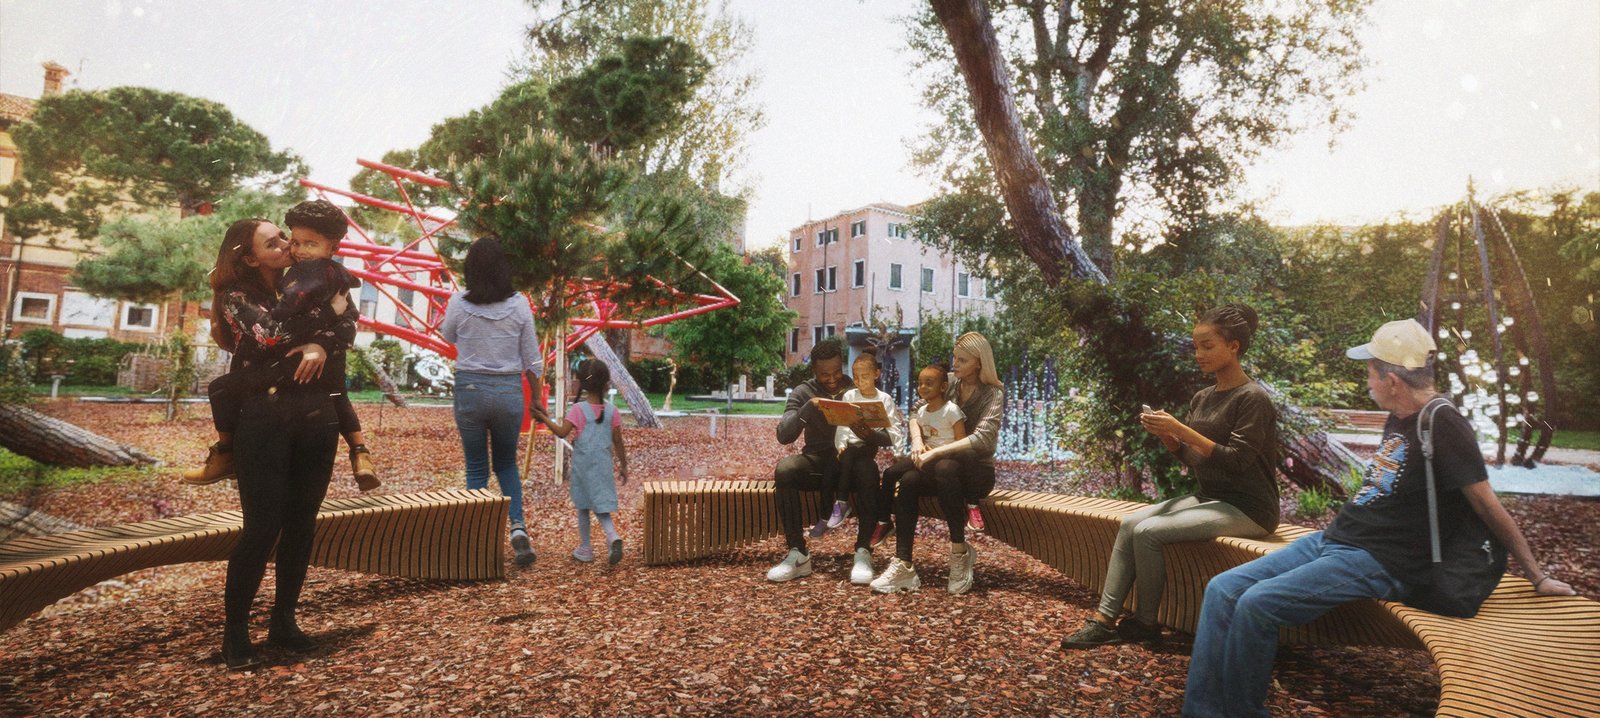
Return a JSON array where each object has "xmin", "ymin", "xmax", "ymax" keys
[
  {"xmin": 610, "ymin": 405, "xmax": 621, "ymax": 428},
  {"xmin": 565, "ymin": 404, "xmax": 587, "ymax": 442}
]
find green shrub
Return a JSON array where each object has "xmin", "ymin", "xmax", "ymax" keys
[
  {"xmin": 349, "ymin": 338, "xmax": 408, "ymax": 390},
  {"xmin": 18, "ymin": 328, "xmax": 146, "ymax": 385},
  {"xmin": 1295, "ymin": 486, "xmax": 1341, "ymax": 518}
]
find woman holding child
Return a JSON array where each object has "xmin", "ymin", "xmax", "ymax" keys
[
  {"xmin": 211, "ymin": 215, "xmax": 358, "ymax": 670},
  {"xmin": 870, "ymin": 331, "xmax": 1005, "ymax": 595},
  {"xmin": 1061, "ymin": 303, "xmax": 1280, "ymax": 648}
]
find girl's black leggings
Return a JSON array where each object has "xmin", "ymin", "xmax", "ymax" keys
[{"xmin": 893, "ymin": 455, "xmax": 996, "ymax": 561}]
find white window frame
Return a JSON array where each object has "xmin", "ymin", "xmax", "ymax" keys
[
  {"xmin": 852, "ymin": 260, "xmax": 865, "ymax": 288},
  {"xmin": 790, "ymin": 327, "xmax": 801, "ymax": 354},
  {"xmin": 792, "ymin": 235, "xmax": 803, "ymax": 252},
  {"xmin": 849, "ymin": 220, "xmax": 866, "ymax": 238},
  {"xmin": 120, "ymin": 302, "xmax": 160, "ymax": 332},
  {"xmin": 957, "ymin": 272, "xmax": 971, "ymax": 298},
  {"xmin": 11, "ymin": 291, "xmax": 56, "ymax": 325},
  {"xmin": 888, "ymin": 263, "xmax": 903, "ymax": 290},
  {"xmin": 812, "ymin": 325, "xmax": 826, "ymax": 346},
  {"xmin": 813, "ymin": 268, "xmax": 826, "ymax": 294},
  {"xmin": 921, "ymin": 267, "xmax": 935, "ymax": 294},
  {"xmin": 791, "ymin": 273, "xmax": 802, "ymax": 297},
  {"xmin": 825, "ymin": 266, "xmax": 837, "ymax": 292}
]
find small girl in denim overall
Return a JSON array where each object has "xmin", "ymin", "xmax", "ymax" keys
[{"xmin": 530, "ymin": 358, "xmax": 630, "ymax": 564}]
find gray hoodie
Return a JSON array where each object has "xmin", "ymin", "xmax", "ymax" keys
[{"xmin": 439, "ymin": 291, "xmax": 544, "ymax": 377}]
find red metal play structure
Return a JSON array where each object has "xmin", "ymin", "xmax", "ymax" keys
[{"xmin": 297, "ymin": 159, "xmax": 738, "ymax": 430}]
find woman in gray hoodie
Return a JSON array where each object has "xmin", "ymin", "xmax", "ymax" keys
[{"xmin": 439, "ymin": 236, "xmax": 545, "ymax": 566}]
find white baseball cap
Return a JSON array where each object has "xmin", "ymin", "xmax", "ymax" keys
[{"xmin": 1345, "ymin": 318, "xmax": 1436, "ymax": 369}]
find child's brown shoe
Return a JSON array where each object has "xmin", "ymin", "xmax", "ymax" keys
[
  {"xmin": 181, "ymin": 443, "xmax": 235, "ymax": 486},
  {"xmin": 351, "ymin": 445, "xmax": 380, "ymax": 491}
]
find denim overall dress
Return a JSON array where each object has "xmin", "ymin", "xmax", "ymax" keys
[{"xmin": 569, "ymin": 401, "xmax": 618, "ymax": 513}]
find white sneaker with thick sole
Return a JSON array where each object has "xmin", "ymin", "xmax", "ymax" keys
[
  {"xmin": 765, "ymin": 548, "xmax": 813, "ymax": 582},
  {"xmin": 850, "ymin": 548, "xmax": 874, "ymax": 585},
  {"xmin": 948, "ymin": 542, "xmax": 975, "ymax": 595},
  {"xmin": 870, "ymin": 557, "xmax": 921, "ymax": 594}
]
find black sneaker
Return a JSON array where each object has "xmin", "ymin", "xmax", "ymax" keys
[
  {"xmin": 1060, "ymin": 619, "xmax": 1122, "ymax": 649},
  {"xmin": 1116, "ymin": 616, "xmax": 1162, "ymax": 643},
  {"xmin": 608, "ymin": 538, "xmax": 623, "ymax": 565}
]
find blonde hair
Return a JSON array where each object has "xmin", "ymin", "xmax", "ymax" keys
[{"xmin": 953, "ymin": 332, "xmax": 1002, "ymax": 387}]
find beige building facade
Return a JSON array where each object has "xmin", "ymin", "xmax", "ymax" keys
[
  {"xmin": 1, "ymin": 62, "xmax": 200, "ymax": 344},
  {"xmin": 783, "ymin": 202, "xmax": 1000, "ymax": 364}
]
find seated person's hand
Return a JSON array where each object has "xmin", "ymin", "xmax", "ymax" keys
[
  {"xmin": 1536, "ymin": 575, "xmax": 1577, "ymax": 596},
  {"xmin": 1139, "ymin": 409, "xmax": 1180, "ymax": 438}
]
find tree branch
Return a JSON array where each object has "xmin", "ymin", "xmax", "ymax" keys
[{"xmin": 929, "ymin": 0, "xmax": 1108, "ymax": 287}]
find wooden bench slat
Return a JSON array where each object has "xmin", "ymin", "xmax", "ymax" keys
[{"xmin": 639, "ymin": 480, "xmax": 1600, "ymax": 718}]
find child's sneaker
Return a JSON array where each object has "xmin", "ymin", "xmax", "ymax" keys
[
  {"xmin": 572, "ymin": 545, "xmax": 595, "ymax": 563},
  {"xmin": 350, "ymin": 445, "xmax": 380, "ymax": 492},
  {"xmin": 608, "ymin": 538, "xmax": 623, "ymax": 565},
  {"xmin": 826, "ymin": 501, "xmax": 853, "ymax": 529},
  {"xmin": 181, "ymin": 442, "xmax": 235, "ymax": 486},
  {"xmin": 808, "ymin": 516, "xmax": 830, "ymax": 538},
  {"xmin": 850, "ymin": 548, "xmax": 875, "ymax": 585},
  {"xmin": 869, "ymin": 521, "xmax": 894, "ymax": 548},
  {"xmin": 966, "ymin": 505, "xmax": 985, "ymax": 532}
]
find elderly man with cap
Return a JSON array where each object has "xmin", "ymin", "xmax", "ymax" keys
[{"xmin": 1180, "ymin": 319, "xmax": 1576, "ymax": 718}]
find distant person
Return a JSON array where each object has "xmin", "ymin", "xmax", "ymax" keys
[
  {"xmin": 531, "ymin": 358, "xmax": 630, "ymax": 565},
  {"xmin": 1182, "ymin": 318, "xmax": 1576, "ymax": 718},
  {"xmin": 1062, "ymin": 303, "xmax": 1279, "ymax": 649},
  {"xmin": 765, "ymin": 337, "xmax": 852, "ymax": 582},
  {"xmin": 823, "ymin": 348, "xmax": 905, "ymax": 584},
  {"xmin": 439, "ymin": 236, "xmax": 544, "ymax": 567},
  {"xmin": 210, "ymin": 217, "xmax": 357, "ymax": 670},
  {"xmin": 184, "ymin": 199, "xmax": 378, "ymax": 491},
  {"xmin": 869, "ymin": 332, "xmax": 1004, "ymax": 595}
]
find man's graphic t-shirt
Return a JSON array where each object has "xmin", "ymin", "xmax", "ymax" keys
[{"xmin": 1324, "ymin": 397, "xmax": 1488, "ymax": 580}]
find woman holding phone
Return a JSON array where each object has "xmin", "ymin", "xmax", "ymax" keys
[{"xmin": 1061, "ymin": 303, "xmax": 1280, "ymax": 648}]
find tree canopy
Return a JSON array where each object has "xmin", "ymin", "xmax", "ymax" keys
[
  {"xmin": 665, "ymin": 242, "xmax": 795, "ymax": 388},
  {"xmin": 1, "ymin": 86, "xmax": 302, "ymax": 241}
]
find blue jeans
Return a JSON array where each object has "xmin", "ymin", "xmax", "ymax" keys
[
  {"xmin": 453, "ymin": 371, "xmax": 526, "ymax": 531},
  {"xmin": 1183, "ymin": 532, "xmax": 1408, "ymax": 718}
]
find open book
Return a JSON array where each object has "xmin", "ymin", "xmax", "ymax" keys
[{"xmin": 814, "ymin": 398, "xmax": 892, "ymax": 428}]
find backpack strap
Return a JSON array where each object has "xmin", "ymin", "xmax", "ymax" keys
[{"xmin": 1420, "ymin": 396, "xmax": 1456, "ymax": 565}]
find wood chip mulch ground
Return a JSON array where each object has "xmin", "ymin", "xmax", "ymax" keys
[{"xmin": 2, "ymin": 401, "xmax": 1595, "ymax": 716}]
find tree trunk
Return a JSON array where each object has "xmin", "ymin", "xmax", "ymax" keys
[
  {"xmin": 604, "ymin": 328, "xmax": 632, "ymax": 365},
  {"xmin": 931, "ymin": 0, "xmax": 1362, "ymax": 495},
  {"xmin": 583, "ymin": 332, "xmax": 660, "ymax": 429},
  {"xmin": 928, "ymin": 0, "xmax": 1107, "ymax": 287},
  {"xmin": 355, "ymin": 346, "xmax": 409, "ymax": 408},
  {"xmin": 0, "ymin": 404, "xmax": 160, "ymax": 468}
]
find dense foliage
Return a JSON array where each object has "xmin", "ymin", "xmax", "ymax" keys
[{"xmin": 1, "ymin": 86, "xmax": 302, "ymax": 241}]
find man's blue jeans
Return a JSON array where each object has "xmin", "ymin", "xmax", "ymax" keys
[
  {"xmin": 1183, "ymin": 532, "xmax": 1408, "ymax": 718},
  {"xmin": 453, "ymin": 371, "xmax": 527, "ymax": 531}
]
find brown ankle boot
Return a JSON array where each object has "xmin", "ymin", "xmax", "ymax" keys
[
  {"xmin": 351, "ymin": 446, "xmax": 380, "ymax": 492},
  {"xmin": 181, "ymin": 443, "xmax": 235, "ymax": 486}
]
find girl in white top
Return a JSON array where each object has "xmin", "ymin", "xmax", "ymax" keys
[
  {"xmin": 822, "ymin": 349, "xmax": 908, "ymax": 584},
  {"xmin": 820, "ymin": 352, "xmax": 907, "ymax": 531}
]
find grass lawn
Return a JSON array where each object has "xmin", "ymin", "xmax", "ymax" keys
[{"xmin": 1550, "ymin": 429, "xmax": 1600, "ymax": 452}]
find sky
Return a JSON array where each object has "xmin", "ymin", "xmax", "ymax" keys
[{"xmin": 2, "ymin": 0, "xmax": 1596, "ymax": 250}]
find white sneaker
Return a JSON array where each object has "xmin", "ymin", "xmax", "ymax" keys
[
  {"xmin": 870, "ymin": 557, "xmax": 921, "ymax": 594},
  {"xmin": 948, "ymin": 542, "xmax": 975, "ymax": 595},
  {"xmin": 765, "ymin": 548, "xmax": 813, "ymax": 582},
  {"xmin": 850, "ymin": 548, "xmax": 874, "ymax": 585}
]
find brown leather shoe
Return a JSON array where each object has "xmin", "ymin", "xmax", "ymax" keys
[
  {"xmin": 181, "ymin": 443, "xmax": 235, "ymax": 486},
  {"xmin": 351, "ymin": 445, "xmax": 380, "ymax": 492}
]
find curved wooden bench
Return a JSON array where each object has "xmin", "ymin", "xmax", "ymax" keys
[
  {"xmin": 0, "ymin": 489, "xmax": 509, "ymax": 633},
  {"xmin": 641, "ymin": 481, "xmax": 1600, "ymax": 717}
]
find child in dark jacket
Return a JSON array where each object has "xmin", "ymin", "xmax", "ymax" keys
[{"xmin": 183, "ymin": 200, "xmax": 379, "ymax": 491}]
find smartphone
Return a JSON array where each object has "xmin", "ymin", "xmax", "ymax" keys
[{"xmin": 1140, "ymin": 404, "xmax": 1154, "ymax": 414}]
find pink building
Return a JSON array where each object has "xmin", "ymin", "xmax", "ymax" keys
[{"xmin": 783, "ymin": 202, "xmax": 1000, "ymax": 363}]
